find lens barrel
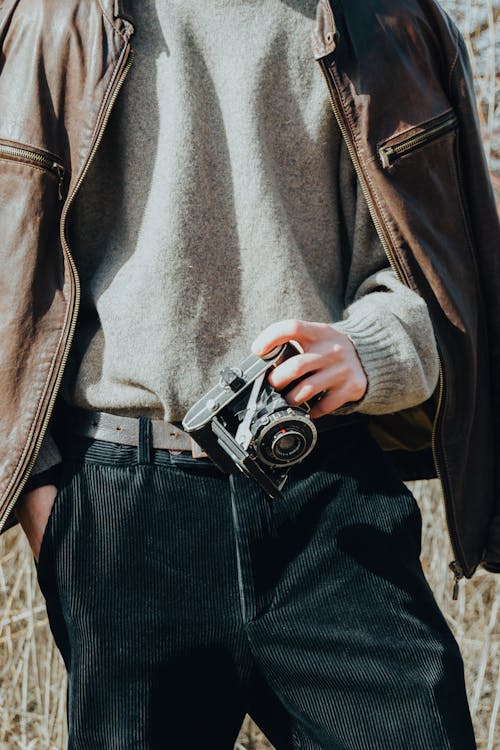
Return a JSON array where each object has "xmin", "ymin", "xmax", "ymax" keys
[{"xmin": 252, "ymin": 410, "xmax": 317, "ymax": 467}]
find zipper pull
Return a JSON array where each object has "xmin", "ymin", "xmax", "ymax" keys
[
  {"xmin": 53, "ymin": 163, "xmax": 65, "ymax": 201},
  {"xmin": 378, "ymin": 145, "xmax": 396, "ymax": 169},
  {"xmin": 449, "ymin": 560, "xmax": 464, "ymax": 600}
]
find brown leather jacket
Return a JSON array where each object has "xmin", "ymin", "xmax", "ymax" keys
[{"xmin": 0, "ymin": 0, "xmax": 499, "ymax": 586}]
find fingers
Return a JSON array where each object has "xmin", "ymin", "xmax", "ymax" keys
[
  {"xmin": 265, "ymin": 336, "xmax": 363, "ymax": 397},
  {"xmin": 308, "ymin": 385, "xmax": 360, "ymax": 418},
  {"xmin": 266, "ymin": 352, "xmax": 323, "ymax": 389},
  {"xmin": 285, "ymin": 363, "xmax": 366, "ymax": 407},
  {"xmin": 285, "ymin": 366, "xmax": 344, "ymax": 405},
  {"xmin": 251, "ymin": 319, "xmax": 368, "ymax": 416},
  {"xmin": 251, "ymin": 319, "xmax": 330, "ymax": 356}
]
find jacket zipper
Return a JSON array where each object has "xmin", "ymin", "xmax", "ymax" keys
[
  {"xmin": 0, "ymin": 142, "xmax": 65, "ymax": 200},
  {"xmin": 0, "ymin": 45, "xmax": 135, "ymax": 536},
  {"xmin": 317, "ymin": 58, "xmax": 467, "ymax": 595},
  {"xmin": 319, "ymin": 64, "xmax": 408, "ymax": 284},
  {"xmin": 378, "ymin": 112, "xmax": 458, "ymax": 169}
]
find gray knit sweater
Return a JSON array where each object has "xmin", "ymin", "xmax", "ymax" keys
[{"xmin": 31, "ymin": 0, "xmax": 439, "ymax": 474}]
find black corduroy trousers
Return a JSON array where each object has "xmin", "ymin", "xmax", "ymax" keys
[{"xmin": 35, "ymin": 417, "xmax": 477, "ymax": 750}]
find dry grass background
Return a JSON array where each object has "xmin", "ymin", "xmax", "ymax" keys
[{"xmin": 0, "ymin": 0, "xmax": 499, "ymax": 748}]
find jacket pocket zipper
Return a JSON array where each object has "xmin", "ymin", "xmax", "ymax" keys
[
  {"xmin": 378, "ymin": 112, "xmax": 458, "ymax": 169},
  {"xmin": 0, "ymin": 141, "xmax": 65, "ymax": 200}
]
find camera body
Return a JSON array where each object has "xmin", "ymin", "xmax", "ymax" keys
[{"xmin": 182, "ymin": 341, "xmax": 322, "ymax": 498}]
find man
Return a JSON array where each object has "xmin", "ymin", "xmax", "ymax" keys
[{"xmin": 1, "ymin": 0, "xmax": 498, "ymax": 747}]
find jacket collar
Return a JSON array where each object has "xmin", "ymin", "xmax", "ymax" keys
[
  {"xmin": 312, "ymin": 0, "xmax": 338, "ymax": 58},
  {"xmin": 113, "ymin": 0, "xmax": 136, "ymax": 28}
]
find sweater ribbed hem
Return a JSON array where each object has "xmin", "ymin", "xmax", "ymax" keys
[{"xmin": 29, "ymin": 430, "xmax": 63, "ymax": 477}]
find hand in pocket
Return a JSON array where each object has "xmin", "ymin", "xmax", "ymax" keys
[{"xmin": 15, "ymin": 484, "xmax": 59, "ymax": 563}]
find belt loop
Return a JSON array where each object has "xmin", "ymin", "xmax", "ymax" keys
[{"xmin": 138, "ymin": 416, "xmax": 152, "ymax": 464}]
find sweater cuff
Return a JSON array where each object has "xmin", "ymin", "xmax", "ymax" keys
[
  {"xmin": 29, "ymin": 430, "xmax": 63, "ymax": 477},
  {"xmin": 23, "ymin": 464, "xmax": 63, "ymax": 494},
  {"xmin": 331, "ymin": 312, "xmax": 407, "ymax": 414}
]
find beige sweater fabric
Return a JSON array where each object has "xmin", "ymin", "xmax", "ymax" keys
[{"xmin": 31, "ymin": 0, "xmax": 439, "ymax": 474}]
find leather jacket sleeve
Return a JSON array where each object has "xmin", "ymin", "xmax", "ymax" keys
[{"xmin": 444, "ymin": 24, "xmax": 500, "ymax": 572}]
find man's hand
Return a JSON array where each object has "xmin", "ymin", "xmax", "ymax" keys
[
  {"xmin": 15, "ymin": 484, "xmax": 58, "ymax": 563},
  {"xmin": 251, "ymin": 319, "xmax": 368, "ymax": 419}
]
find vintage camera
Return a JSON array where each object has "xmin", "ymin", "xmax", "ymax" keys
[{"xmin": 182, "ymin": 342, "xmax": 323, "ymax": 499}]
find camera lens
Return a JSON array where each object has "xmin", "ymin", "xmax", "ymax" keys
[
  {"xmin": 271, "ymin": 430, "xmax": 306, "ymax": 461},
  {"xmin": 252, "ymin": 412, "xmax": 317, "ymax": 467}
]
